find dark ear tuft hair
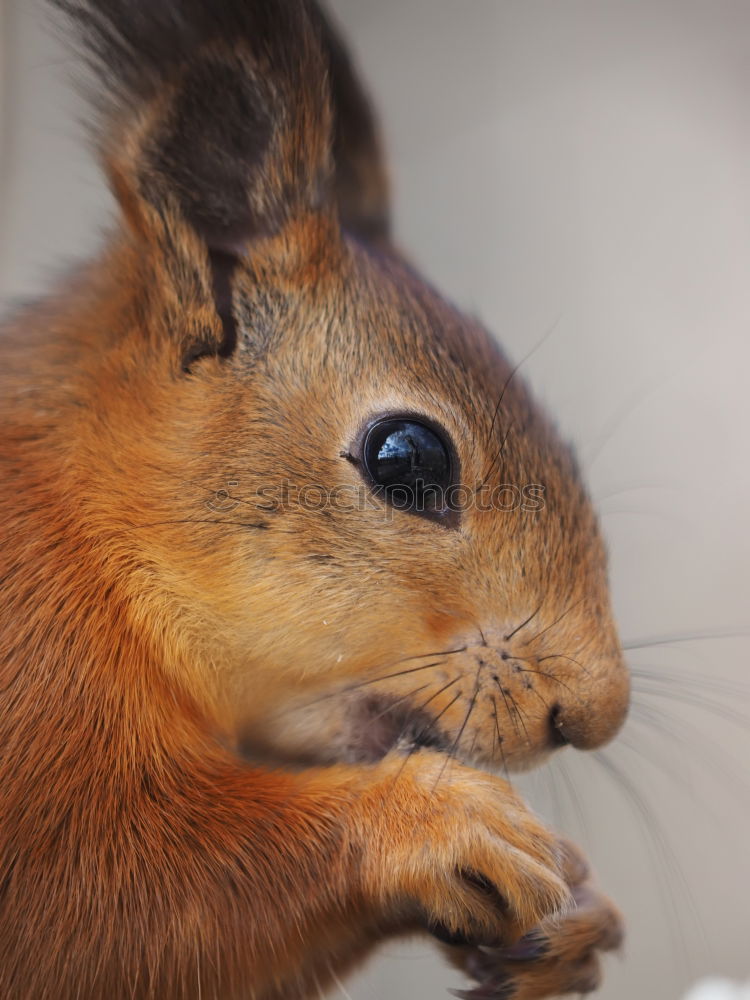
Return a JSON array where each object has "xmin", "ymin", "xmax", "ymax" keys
[
  {"xmin": 50, "ymin": 0, "xmax": 392, "ymax": 367},
  {"xmin": 51, "ymin": 0, "xmax": 333, "ymax": 252},
  {"xmin": 313, "ymin": 6, "xmax": 391, "ymax": 244}
]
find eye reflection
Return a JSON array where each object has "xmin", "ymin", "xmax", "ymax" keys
[{"xmin": 362, "ymin": 417, "xmax": 453, "ymax": 517}]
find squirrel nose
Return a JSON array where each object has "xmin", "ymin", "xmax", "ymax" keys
[
  {"xmin": 548, "ymin": 704, "xmax": 571, "ymax": 746},
  {"xmin": 546, "ymin": 668, "xmax": 630, "ymax": 750}
]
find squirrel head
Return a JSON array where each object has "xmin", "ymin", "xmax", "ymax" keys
[{"xmin": 49, "ymin": 0, "xmax": 629, "ymax": 771}]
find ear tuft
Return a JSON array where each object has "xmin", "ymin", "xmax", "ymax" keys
[
  {"xmin": 50, "ymin": 0, "xmax": 393, "ymax": 367},
  {"xmin": 145, "ymin": 56, "xmax": 275, "ymax": 251},
  {"xmin": 52, "ymin": 0, "xmax": 333, "ymax": 252},
  {"xmin": 313, "ymin": 6, "xmax": 391, "ymax": 244}
]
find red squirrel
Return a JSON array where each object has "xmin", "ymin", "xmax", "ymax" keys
[{"xmin": 0, "ymin": 1, "xmax": 629, "ymax": 997}]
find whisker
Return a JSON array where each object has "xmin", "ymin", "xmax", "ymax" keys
[
  {"xmin": 480, "ymin": 316, "xmax": 562, "ymax": 482},
  {"xmin": 481, "ymin": 420, "xmax": 514, "ymax": 489},
  {"xmin": 521, "ymin": 676, "xmax": 553, "ymax": 716},
  {"xmin": 618, "ymin": 714, "xmax": 692, "ymax": 794},
  {"xmin": 536, "ymin": 652, "xmax": 592, "ymax": 679},
  {"xmin": 448, "ymin": 666, "xmax": 482, "ymax": 759},
  {"xmin": 523, "ymin": 598, "xmax": 585, "ymax": 648},
  {"xmin": 593, "ymin": 750, "xmax": 702, "ymax": 967},
  {"xmin": 110, "ymin": 518, "xmax": 271, "ymax": 536},
  {"xmin": 364, "ymin": 683, "xmax": 434, "ymax": 725},
  {"xmin": 503, "ymin": 686, "xmax": 532, "ymax": 748},
  {"xmin": 301, "ymin": 645, "xmax": 468, "ymax": 708},
  {"xmin": 413, "ymin": 675, "xmax": 462, "ymax": 716},
  {"xmin": 433, "ymin": 668, "xmax": 481, "ymax": 790},
  {"xmin": 630, "ymin": 666, "xmax": 750, "ymax": 700},
  {"xmin": 628, "ymin": 699, "xmax": 750, "ymax": 799},
  {"xmin": 543, "ymin": 762, "xmax": 565, "ymax": 830},
  {"xmin": 303, "ymin": 661, "xmax": 448, "ymax": 707},
  {"xmin": 491, "ymin": 695, "xmax": 510, "ymax": 780},
  {"xmin": 599, "ymin": 506, "xmax": 684, "ymax": 525},
  {"xmin": 413, "ymin": 690, "xmax": 464, "ymax": 750},
  {"xmin": 389, "ymin": 675, "xmax": 463, "ymax": 783},
  {"xmin": 511, "ymin": 661, "xmax": 580, "ymax": 700},
  {"xmin": 554, "ymin": 757, "xmax": 590, "ymax": 843},
  {"xmin": 389, "ymin": 689, "xmax": 464, "ymax": 790},
  {"xmin": 504, "ymin": 603, "xmax": 544, "ymax": 642},
  {"xmin": 624, "ymin": 628, "xmax": 750, "ymax": 651},
  {"xmin": 494, "ymin": 678, "xmax": 521, "ymax": 739},
  {"xmin": 381, "ymin": 681, "xmax": 462, "ymax": 793},
  {"xmin": 584, "ymin": 367, "xmax": 675, "ymax": 470},
  {"xmin": 426, "ymin": 690, "xmax": 464, "ymax": 729},
  {"xmin": 594, "ymin": 481, "xmax": 679, "ymax": 504},
  {"xmin": 632, "ymin": 684, "xmax": 750, "ymax": 736}
]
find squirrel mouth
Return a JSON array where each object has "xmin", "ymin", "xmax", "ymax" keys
[{"xmin": 347, "ymin": 695, "xmax": 452, "ymax": 763}]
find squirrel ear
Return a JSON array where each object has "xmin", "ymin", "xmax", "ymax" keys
[
  {"xmin": 56, "ymin": 0, "xmax": 335, "ymax": 256},
  {"xmin": 314, "ymin": 5, "xmax": 391, "ymax": 246}
]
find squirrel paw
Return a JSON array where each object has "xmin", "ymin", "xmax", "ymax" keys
[
  {"xmin": 444, "ymin": 841, "xmax": 623, "ymax": 999},
  {"xmin": 362, "ymin": 753, "xmax": 572, "ymax": 948}
]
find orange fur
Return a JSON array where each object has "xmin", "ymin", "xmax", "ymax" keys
[{"xmin": 0, "ymin": 2, "xmax": 629, "ymax": 997}]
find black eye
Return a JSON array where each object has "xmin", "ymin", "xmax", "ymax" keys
[{"xmin": 362, "ymin": 417, "xmax": 455, "ymax": 519}]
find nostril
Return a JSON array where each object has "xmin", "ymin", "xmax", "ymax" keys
[{"xmin": 548, "ymin": 704, "xmax": 570, "ymax": 747}]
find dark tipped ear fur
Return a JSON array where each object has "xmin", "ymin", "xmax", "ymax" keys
[
  {"xmin": 53, "ymin": 0, "xmax": 334, "ymax": 253},
  {"xmin": 52, "ymin": 0, "xmax": 391, "ymax": 365},
  {"xmin": 54, "ymin": 0, "xmax": 390, "ymax": 248},
  {"xmin": 313, "ymin": 5, "xmax": 391, "ymax": 244}
]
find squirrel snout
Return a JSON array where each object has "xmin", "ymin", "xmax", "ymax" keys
[{"xmin": 547, "ymin": 666, "xmax": 630, "ymax": 751}]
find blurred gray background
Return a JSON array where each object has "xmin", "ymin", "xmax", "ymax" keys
[{"xmin": 1, "ymin": 1, "xmax": 749, "ymax": 998}]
